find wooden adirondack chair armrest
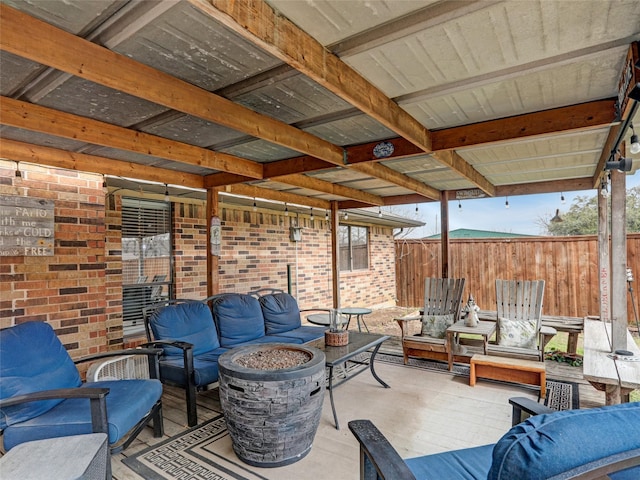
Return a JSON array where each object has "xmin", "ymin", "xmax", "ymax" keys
[
  {"xmin": 395, "ymin": 314, "xmax": 421, "ymax": 336},
  {"xmin": 540, "ymin": 325, "xmax": 557, "ymax": 336},
  {"xmin": 540, "ymin": 325, "xmax": 557, "ymax": 348}
]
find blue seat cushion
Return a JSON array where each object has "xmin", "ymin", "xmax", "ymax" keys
[
  {"xmin": 149, "ymin": 302, "xmax": 220, "ymax": 356},
  {"xmin": 488, "ymin": 401, "xmax": 640, "ymax": 480},
  {"xmin": 159, "ymin": 348, "xmax": 228, "ymax": 387},
  {"xmin": 259, "ymin": 293, "xmax": 302, "ymax": 334},
  {"xmin": 0, "ymin": 322, "xmax": 82, "ymax": 429},
  {"xmin": 405, "ymin": 444, "xmax": 494, "ymax": 480},
  {"xmin": 211, "ymin": 294, "xmax": 266, "ymax": 347},
  {"xmin": 272, "ymin": 326, "xmax": 326, "ymax": 343},
  {"xmin": 2, "ymin": 379, "xmax": 162, "ymax": 451}
]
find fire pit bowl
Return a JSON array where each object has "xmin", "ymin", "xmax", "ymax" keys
[{"xmin": 218, "ymin": 343, "xmax": 326, "ymax": 467}]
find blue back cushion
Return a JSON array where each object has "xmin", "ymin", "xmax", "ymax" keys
[
  {"xmin": 149, "ymin": 302, "xmax": 219, "ymax": 356},
  {"xmin": 0, "ymin": 322, "xmax": 82, "ymax": 429},
  {"xmin": 260, "ymin": 293, "xmax": 301, "ymax": 334},
  {"xmin": 211, "ymin": 294, "xmax": 265, "ymax": 347},
  {"xmin": 488, "ymin": 401, "xmax": 640, "ymax": 480}
]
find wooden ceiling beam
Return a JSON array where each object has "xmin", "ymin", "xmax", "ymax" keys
[
  {"xmin": 0, "ymin": 97, "xmax": 264, "ymax": 179},
  {"xmin": 263, "ymin": 157, "xmax": 335, "ymax": 178},
  {"xmin": 432, "ymin": 150, "xmax": 496, "ymax": 197},
  {"xmin": 273, "ymin": 174, "xmax": 384, "ymax": 206},
  {"xmin": 0, "ymin": 139, "xmax": 204, "ymax": 188},
  {"xmin": 346, "ymin": 138, "xmax": 425, "ymax": 164},
  {"xmin": 593, "ymin": 123, "xmax": 624, "ymax": 188},
  {"xmin": 382, "ymin": 194, "xmax": 437, "ymax": 206},
  {"xmin": 228, "ymin": 184, "xmax": 330, "ymax": 210},
  {"xmin": 493, "ymin": 178, "xmax": 596, "ymax": 197},
  {"xmin": 348, "ymin": 162, "xmax": 441, "ymax": 201},
  {"xmin": 266, "ymin": 99, "xmax": 617, "ymax": 177},
  {"xmin": 431, "ymin": 99, "xmax": 617, "ymax": 151},
  {"xmin": 0, "ymin": 4, "xmax": 345, "ymax": 166},
  {"xmin": 204, "ymin": 173, "xmax": 255, "ymax": 188},
  {"xmin": 194, "ymin": 0, "xmax": 494, "ymax": 194}
]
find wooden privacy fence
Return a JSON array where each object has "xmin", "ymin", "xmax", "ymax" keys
[{"xmin": 395, "ymin": 234, "xmax": 640, "ymax": 321}]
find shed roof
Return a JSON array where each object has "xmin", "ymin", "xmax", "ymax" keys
[{"xmin": 425, "ymin": 228, "xmax": 534, "ymax": 239}]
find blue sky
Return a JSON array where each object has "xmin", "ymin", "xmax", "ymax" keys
[{"xmin": 394, "ymin": 172, "xmax": 640, "ymax": 238}]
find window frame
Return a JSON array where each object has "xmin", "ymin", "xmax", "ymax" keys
[{"xmin": 339, "ymin": 224, "xmax": 370, "ymax": 272}]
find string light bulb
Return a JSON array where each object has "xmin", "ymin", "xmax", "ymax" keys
[
  {"xmin": 310, "ymin": 208, "xmax": 314, "ymax": 221},
  {"xmin": 378, "ymin": 206, "xmax": 382, "ymax": 218},
  {"xmin": 15, "ymin": 161, "xmax": 22, "ymax": 179},
  {"xmin": 284, "ymin": 203, "xmax": 289, "ymax": 216},
  {"xmin": 164, "ymin": 184, "xmax": 170, "ymax": 202},
  {"xmin": 325, "ymin": 210, "xmax": 329, "ymax": 221},
  {"xmin": 253, "ymin": 198, "xmax": 257, "ymax": 211},
  {"xmin": 102, "ymin": 174, "xmax": 108, "ymax": 193},
  {"xmin": 561, "ymin": 192, "xmax": 566, "ymax": 204},
  {"xmin": 344, "ymin": 211, "xmax": 348, "ymax": 220},
  {"xmin": 505, "ymin": 197, "xmax": 510, "ymax": 209},
  {"xmin": 458, "ymin": 200, "xmax": 462, "ymax": 211}
]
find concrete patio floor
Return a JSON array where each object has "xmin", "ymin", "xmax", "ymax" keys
[{"xmin": 111, "ymin": 335, "xmax": 605, "ymax": 480}]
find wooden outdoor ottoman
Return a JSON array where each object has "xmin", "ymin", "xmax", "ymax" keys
[{"xmin": 470, "ymin": 354, "xmax": 546, "ymax": 398}]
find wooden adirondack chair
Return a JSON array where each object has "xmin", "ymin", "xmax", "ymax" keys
[
  {"xmin": 487, "ymin": 279, "xmax": 553, "ymax": 361},
  {"xmin": 395, "ymin": 278, "xmax": 466, "ymax": 364}
]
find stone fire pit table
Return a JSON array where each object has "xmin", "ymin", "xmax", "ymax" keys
[{"xmin": 218, "ymin": 343, "xmax": 326, "ymax": 467}]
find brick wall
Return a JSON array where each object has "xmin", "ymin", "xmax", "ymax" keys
[
  {"xmin": 1, "ymin": 160, "xmax": 108, "ymax": 357},
  {"xmin": 2, "ymin": 161, "xmax": 398, "ymax": 357}
]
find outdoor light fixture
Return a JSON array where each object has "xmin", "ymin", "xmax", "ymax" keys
[
  {"xmin": 284, "ymin": 203, "xmax": 289, "ymax": 216},
  {"xmin": 550, "ymin": 209, "xmax": 563, "ymax": 223},
  {"xmin": 378, "ymin": 206, "xmax": 383, "ymax": 218},
  {"xmin": 604, "ymin": 157, "xmax": 633, "ymax": 172},
  {"xmin": 325, "ymin": 210, "xmax": 329, "ymax": 221},
  {"xmin": 15, "ymin": 161, "xmax": 21, "ymax": 179},
  {"xmin": 505, "ymin": 197, "xmax": 510, "ymax": 209},
  {"xmin": 629, "ymin": 82, "xmax": 640, "ymax": 102},
  {"xmin": 310, "ymin": 208, "xmax": 314, "ymax": 221},
  {"xmin": 164, "ymin": 184, "xmax": 169, "ymax": 202},
  {"xmin": 344, "ymin": 211, "xmax": 348, "ymax": 220},
  {"xmin": 253, "ymin": 198, "xmax": 257, "ymax": 211},
  {"xmin": 561, "ymin": 192, "xmax": 566, "ymax": 204},
  {"xmin": 630, "ymin": 124, "xmax": 640, "ymax": 155},
  {"xmin": 102, "ymin": 174, "xmax": 108, "ymax": 193}
]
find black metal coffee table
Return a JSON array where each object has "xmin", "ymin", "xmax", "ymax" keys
[{"xmin": 310, "ymin": 332, "xmax": 390, "ymax": 429}]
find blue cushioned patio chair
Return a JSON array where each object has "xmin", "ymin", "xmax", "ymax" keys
[
  {"xmin": 0, "ymin": 322, "xmax": 164, "ymax": 479},
  {"xmin": 349, "ymin": 401, "xmax": 640, "ymax": 480},
  {"xmin": 143, "ymin": 299, "xmax": 227, "ymax": 427}
]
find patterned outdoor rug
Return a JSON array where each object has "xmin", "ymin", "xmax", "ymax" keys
[{"xmin": 124, "ymin": 414, "xmax": 268, "ymax": 480}]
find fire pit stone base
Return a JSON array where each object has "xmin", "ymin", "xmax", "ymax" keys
[{"xmin": 218, "ymin": 344, "xmax": 326, "ymax": 467}]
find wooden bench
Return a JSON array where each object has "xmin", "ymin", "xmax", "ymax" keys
[{"xmin": 470, "ymin": 354, "xmax": 546, "ymax": 398}]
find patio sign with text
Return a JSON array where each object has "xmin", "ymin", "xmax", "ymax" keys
[{"xmin": 0, "ymin": 195, "xmax": 54, "ymax": 256}]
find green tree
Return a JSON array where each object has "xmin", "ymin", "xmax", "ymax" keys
[{"xmin": 540, "ymin": 187, "xmax": 640, "ymax": 235}]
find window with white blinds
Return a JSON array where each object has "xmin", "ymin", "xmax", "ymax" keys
[{"xmin": 121, "ymin": 197, "xmax": 172, "ymax": 335}]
